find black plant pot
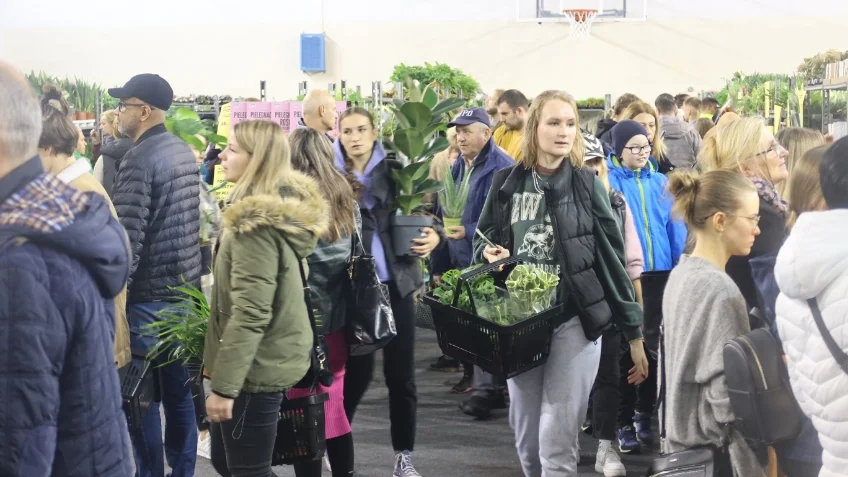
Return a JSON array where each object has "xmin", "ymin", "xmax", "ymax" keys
[
  {"xmin": 390, "ymin": 215, "xmax": 433, "ymax": 257},
  {"xmin": 200, "ymin": 244, "xmax": 213, "ymax": 276}
]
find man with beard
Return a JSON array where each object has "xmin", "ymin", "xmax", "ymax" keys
[
  {"xmin": 493, "ymin": 89, "xmax": 529, "ymax": 161},
  {"xmin": 110, "ymin": 73, "xmax": 202, "ymax": 477}
]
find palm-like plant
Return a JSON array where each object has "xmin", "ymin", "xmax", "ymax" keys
[
  {"xmin": 438, "ymin": 160, "xmax": 473, "ymax": 229},
  {"xmin": 145, "ymin": 283, "xmax": 210, "ymax": 366}
]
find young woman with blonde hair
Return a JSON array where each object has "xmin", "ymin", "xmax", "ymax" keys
[
  {"xmin": 287, "ymin": 127, "xmax": 358, "ymax": 477},
  {"xmin": 663, "ymin": 170, "xmax": 766, "ymax": 477},
  {"xmin": 785, "ymin": 145, "xmax": 828, "ymax": 230},
  {"xmin": 699, "ymin": 117, "xmax": 789, "ymax": 311},
  {"xmin": 204, "ymin": 119, "xmax": 329, "ymax": 476},
  {"xmin": 474, "ymin": 90, "xmax": 647, "ymax": 475},
  {"xmin": 775, "ymin": 127, "xmax": 825, "ymax": 197},
  {"xmin": 93, "ymin": 109, "xmax": 133, "ymax": 196}
]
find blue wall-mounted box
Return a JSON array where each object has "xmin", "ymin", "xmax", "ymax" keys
[{"xmin": 300, "ymin": 33, "xmax": 326, "ymax": 72}]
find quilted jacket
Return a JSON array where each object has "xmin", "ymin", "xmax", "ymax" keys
[
  {"xmin": 112, "ymin": 124, "xmax": 201, "ymax": 303},
  {"xmin": 775, "ymin": 210, "xmax": 848, "ymax": 477},
  {"xmin": 0, "ymin": 158, "xmax": 132, "ymax": 477}
]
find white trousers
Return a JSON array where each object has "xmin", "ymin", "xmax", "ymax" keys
[{"xmin": 508, "ymin": 318, "xmax": 602, "ymax": 477}]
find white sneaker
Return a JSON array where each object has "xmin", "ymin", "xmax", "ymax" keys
[
  {"xmin": 323, "ymin": 455, "xmax": 332, "ymax": 471},
  {"xmin": 393, "ymin": 452, "xmax": 423, "ymax": 477},
  {"xmin": 595, "ymin": 440, "xmax": 626, "ymax": 477},
  {"xmin": 197, "ymin": 431, "xmax": 211, "ymax": 459}
]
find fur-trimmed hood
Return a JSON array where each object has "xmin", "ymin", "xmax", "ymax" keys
[{"xmin": 222, "ymin": 170, "xmax": 329, "ymax": 259}]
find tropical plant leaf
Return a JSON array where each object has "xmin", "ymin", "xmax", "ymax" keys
[
  {"xmin": 207, "ymin": 133, "xmax": 228, "ymax": 147},
  {"xmin": 175, "ymin": 118, "xmax": 204, "ymax": 135},
  {"xmin": 405, "ymin": 77, "xmax": 422, "ymax": 102},
  {"xmin": 414, "ymin": 178, "xmax": 444, "ymax": 195},
  {"xmin": 181, "ymin": 133, "xmax": 206, "ymax": 152},
  {"xmin": 174, "ymin": 107, "xmax": 201, "ymax": 121},
  {"xmin": 422, "ymin": 87, "xmax": 439, "ymax": 109},
  {"xmin": 400, "ymin": 102, "xmax": 433, "ymax": 130},
  {"xmin": 391, "ymin": 168, "xmax": 413, "ymax": 194},
  {"xmin": 431, "ymin": 98, "xmax": 467, "ymax": 117},
  {"xmin": 421, "ymin": 122, "xmax": 443, "ymax": 139},
  {"xmin": 421, "ymin": 136, "xmax": 449, "ymax": 159},
  {"xmin": 392, "ymin": 98, "xmax": 405, "ymax": 110},
  {"xmin": 396, "ymin": 193, "xmax": 427, "ymax": 216},
  {"xmin": 393, "ymin": 128, "xmax": 425, "ymax": 160},
  {"xmin": 388, "ymin": 105, "xmax": 411, "ymax": 130},
  {"xmin": 406, "ymin": 160, "xmax": 431, "ymax": 183}
]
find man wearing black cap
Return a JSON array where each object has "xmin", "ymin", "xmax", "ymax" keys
[{"xmin": 109, "ymin": 73, "xmax": 202, "ymax": 477}]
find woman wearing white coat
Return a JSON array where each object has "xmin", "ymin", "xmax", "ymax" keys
[{"xmin": 776, "ymin": 137, "xmax": 848, "ymax": 477}]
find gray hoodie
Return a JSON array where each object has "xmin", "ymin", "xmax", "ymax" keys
[{"xmin": 660, "ymin": 115, "xmax": 702, "ymax": 170}]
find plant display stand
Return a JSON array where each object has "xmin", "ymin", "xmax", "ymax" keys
[{"xmin": 423, "ymin": 257, "xmax": 563, "ymax": 379}]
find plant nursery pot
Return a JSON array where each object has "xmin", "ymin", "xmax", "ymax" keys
[
  {"xmin": 390, "ymin": 215, "xmax": 433, "ymax": 257},
  {"xmin": 85, "ymin": 112, "xmax": 95, "ymax": 120},
  {"xmin": 442, "ymin": 216, "xmax": 462, "ymax": 230},
  {"xmin": 74, "ymin": 111, "xmax": 84, "ymax": 120},
  {"xmin": 200, "ymin": 243, "xmax": 213, "ymax": 276}
]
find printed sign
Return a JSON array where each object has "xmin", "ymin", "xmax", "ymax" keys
[{"xmin": 211, "ymin": 165, "xmax": 234, "ymax": 201}]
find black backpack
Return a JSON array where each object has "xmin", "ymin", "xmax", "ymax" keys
[{"xmin": 723, "ymin": 327, "xmax": 804, "ymax": 444}]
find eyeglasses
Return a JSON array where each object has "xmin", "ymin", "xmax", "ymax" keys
[
  {"xmin": 623, "ymin": 144, "xmax": 652, "ymax": 155},
  {"xmin": 117, "ymin": 101, "xmax": 153, "ymax": 113},
  {"xmin": 753, "ymin": 142, "xmax": 786, "ymax": 159},
  {"xmin": 731, "ymin": 213, "xmax": 761, "ymax": 227}
]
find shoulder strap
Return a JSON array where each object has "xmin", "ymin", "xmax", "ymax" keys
[
  {"xmin": 807, "ymin": 298, "xmax": 848, "ymax": 375},
  {"xmin": 352, "ymin": 204, "xmax": 365, "ymax": 257},
  {"xmin": 658, "ymin": 324, "xmax": 668, "ymax": 442},
  {"xmin": 297, "ymin": 259, "xmax": 319, "ymax": 337}
]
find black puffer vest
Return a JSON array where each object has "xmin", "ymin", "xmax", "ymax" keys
[{"xmin": 490, "ymin": 164, "xmax": 612, "ymax": 341}]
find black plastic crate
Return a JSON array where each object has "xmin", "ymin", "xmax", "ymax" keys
[
  {"xmin": 118, "ymin": 351, "xmax": 160, "ymax": 432},
  {"xmin": 423, "ymin": 257, "xmax": 563, "ymax": 379},
  {"xmin": 272, "ymin": 393, "xmax": 329, "ymax": 465}
]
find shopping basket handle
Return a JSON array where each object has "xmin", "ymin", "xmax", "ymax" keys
[{"xmin": 452, "ymin": 256, "xmax": 521, "ymax": 314}]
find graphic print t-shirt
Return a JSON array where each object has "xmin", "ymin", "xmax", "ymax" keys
[{"xmin": 510, "ymin": 169, "xmax": 561, "ymax": 277}]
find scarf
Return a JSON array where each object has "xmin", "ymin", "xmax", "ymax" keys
[{"xmin": 751, "ymin": 175, "xmax": 787, "ymax": 217}]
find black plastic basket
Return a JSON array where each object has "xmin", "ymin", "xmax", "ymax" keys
[
  {"xmin": 422, "ymin": 257, "xmax": 563, "ymax": 379},
  {"xmin": 118, "ymin": 350, "xmax": 160, "ymax": 432},
  {"xmin": 272, "ymin": 393, "xmax": 329, "ymax": 466}
]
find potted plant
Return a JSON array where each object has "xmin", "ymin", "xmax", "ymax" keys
[
  {"xmin": 385, "ymin": 78, "xmax": 465, "ymax": 256},
  {"xmin": 438, "ymin": 160, "xmax": 473, "ymax": 229},
  {"xmin": 146, "ymin": 282, "xmax": 210, "ymax": 428}
]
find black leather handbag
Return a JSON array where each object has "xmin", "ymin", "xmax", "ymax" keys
[
  {"xmin": 647, "ymin": 325, "xmax": 725, "ymax": 476},
  {"xmin": 347, "ymin": 208, "xmax": 396, "ymax": 356},
  {"xmin": 293, "ymin": 259, "xmax": 334, "ymax": 392}
]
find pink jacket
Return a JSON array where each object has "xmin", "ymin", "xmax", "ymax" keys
[{"xmin": 622, "ymin": 200, "xmax": 645, "ymax": 281}]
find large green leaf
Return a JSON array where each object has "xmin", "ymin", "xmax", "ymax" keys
[
  {"xmin": 207, "ymin": 133, "xmax": 228, "ymax": 147},
  {"xmin": 421, "ymin": 122, "xmax": 443, "ymax": 139},
  {"xmin": 392, "ymin": 98, "xmax": 406, "ymax": 110},
  {"xmin": 422, "ymin": 87, "xmax": 439, "ymax": 109},
  {"xmin": 400, "ymin": 102, "xmax": 433, "ymax": 130},
  {"xmin": 180, "ymin": 133, "xmax": 206, "ymax": 151},
  {"xmin": 174, "ymin": 107, "xmax": 200, "ymax": 121},
  {"xmin": 396, "ymin": 192, "xmax": 427, "ymax": 216},
  {"xmin": 391, "ymin": 168, "xmax": 412, "ymax": 194},
  {"xmin": 175, "ymin": 118, "xmax": 204, "ymax": 135},
  {"xmin": 414, "ymin": 178, "xmax": 444, "ymax": 194},
  {"xmin": 405, "ymin": 77, "xmax": 422, "ymax": 102},
  {"xmin": 422, "ymin": 136, "xmax": 449, "ymax": 159},
  {"xmin": 431, "ymin": 98, "xmax": 467, "ymax": 117},
  {"xmin": 393, "ymin": 128, "xmax": 425, "ymax": 160},
  {"xmin": 389, "ymin": 105, "xmax": 411, "ymax": 129},
  {"xmin": 405, "ymin": 160, "xmax": 431, "ymax": 183}
]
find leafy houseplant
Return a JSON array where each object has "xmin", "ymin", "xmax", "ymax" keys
[
  {"xmin": 145, "ymin": 283, "xmax": 210, "ymax": 367},
  {"xmin": 385, "ymin": 78, "xmax": 465, "ymax": 256},
  {"xmin": 438, "ymin": 160, "xmax": 473, "ymax": 229},
  {"xmin": 390, "ymin": 62, "xmax": 481, "ymax": 99}
]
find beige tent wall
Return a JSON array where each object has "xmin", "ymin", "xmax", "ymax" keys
[{"xmin": 2, "ymin": 0, "xmax": 847, "ymax": 100}]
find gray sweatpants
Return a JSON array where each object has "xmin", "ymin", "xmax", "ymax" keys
[{"xmin": 508, "ymin": 318, "xmax": 602, "ymax": 477}]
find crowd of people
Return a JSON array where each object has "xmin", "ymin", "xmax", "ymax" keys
[{"xmin": 1, "ymin": 58, "xmax": 847, "ymax": 477}]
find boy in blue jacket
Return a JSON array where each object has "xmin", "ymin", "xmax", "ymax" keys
[{"xmin": 607, "ymin": 120, "xmax": 686, "ymax": 454}]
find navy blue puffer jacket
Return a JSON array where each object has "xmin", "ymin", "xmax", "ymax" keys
[
  {"xmin": 0, "ymin": 158, "xmax": 133, "ymax": 477},
  {"xmin": 112, "ymin": 124, "xmax": 201, "ymax": 303}
]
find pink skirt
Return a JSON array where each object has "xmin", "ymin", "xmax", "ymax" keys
[{"xmin": 286, "ymin": 329, "xmax": 351, "ymax": 439}]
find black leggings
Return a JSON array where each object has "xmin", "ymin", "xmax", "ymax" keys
[
  {"xmin": 210, "ymin": 391, "xmax": 283, "ymax": 477},
  {"xmin": 590, "ymin": 326, "xmax": 622, "ymax": 440},
  {"xmin": 293, "ymin": 433, "xmax": 355, "ymax": 477},
  {"xmin": 344, "ymin": 281, "xmax": 417, "ymax": 452}
]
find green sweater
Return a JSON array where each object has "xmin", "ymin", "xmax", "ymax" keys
[{"xmin": 474, "ymin": 171, "xmax": 643, "ymax": 341}]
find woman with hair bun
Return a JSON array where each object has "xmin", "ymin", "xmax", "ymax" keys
[{"xmin": 661, "ymin": 170, "xmax": 766, "ymax": 477}]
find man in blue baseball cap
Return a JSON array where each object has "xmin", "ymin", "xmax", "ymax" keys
[{"xmin": 432, "ymin": 107, "xmax": 516, "ymax": 409}]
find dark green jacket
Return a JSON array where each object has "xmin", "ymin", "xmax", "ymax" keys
[{"xmin": 204, "ymin": 171, "xmax": 328, "ymax": 398}]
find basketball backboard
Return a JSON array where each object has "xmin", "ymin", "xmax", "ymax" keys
[{"xmin": 516, "ymin": 0, "xmax": 648, "ymax": 23}]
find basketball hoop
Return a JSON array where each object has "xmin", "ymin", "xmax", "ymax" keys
[{"xmin": 563, "ymin": 9, "xmax": 598, "ymax": 39}]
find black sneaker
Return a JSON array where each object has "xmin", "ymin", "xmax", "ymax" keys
[
  {"xmin": 460, "ymin": 394, "xmax": 507, "ymax": 419},
  {"xmin": 429, "ymin": 355, "xmax": 460, "ymax": 372},
  {"xmin": 451, "ymin": 373, "xmax": 473, "ymax": 394}
]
